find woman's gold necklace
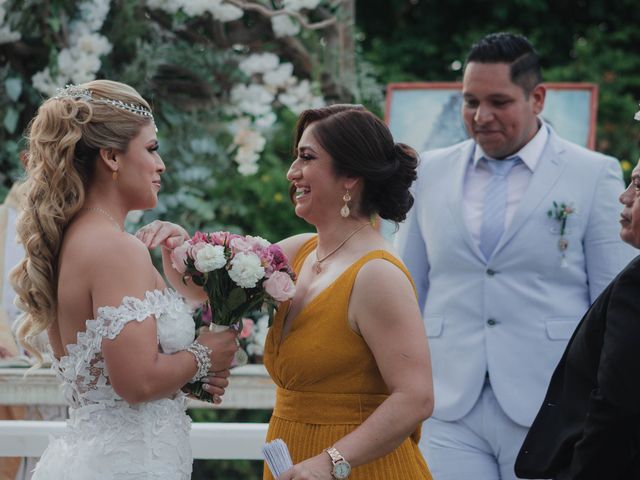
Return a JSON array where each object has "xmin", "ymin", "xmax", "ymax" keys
[
  {"xmin": 313, "ymin": 223, "xmax": 370, "ymax": 274},
  {"xmin": 83, "ymin": 207, "xmax": 124, "ymax": 232}
]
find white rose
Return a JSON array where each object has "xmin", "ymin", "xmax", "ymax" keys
[
  {"xmin": 194, "ymin": 244, "xmax": 227, "ymax": 272},
  {"xmin": 228, "ymin": 252, "xmax": 265, "ymax": 288}
]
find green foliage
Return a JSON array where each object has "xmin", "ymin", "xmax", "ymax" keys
[{"xmin": 0, "ymin": 1, "xmax": 314, "ymax": 240}]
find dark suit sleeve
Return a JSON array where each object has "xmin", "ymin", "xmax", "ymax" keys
[{"xmin": 567, "ymin": 262, "xmax": 640, "ymax": 479}]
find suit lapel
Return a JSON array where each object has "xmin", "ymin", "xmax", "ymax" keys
[
  {"xmin": 446, "ymin": 141, "xmax": 485, "ymax": 262},
  {"xmin": 495, "ymin": 129, "xmax": 567, "ymax": 253}
]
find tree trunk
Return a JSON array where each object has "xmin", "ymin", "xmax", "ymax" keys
[{"xmin": 322, "ymin": 0, "xmax": 356, "ymax": 103}]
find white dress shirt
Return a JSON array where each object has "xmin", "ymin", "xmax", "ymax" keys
[{"xmin": 463, "ymin": 123, "xmax": 549, "ymax": 246}]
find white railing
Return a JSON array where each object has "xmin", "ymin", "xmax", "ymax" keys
[
  {"xmin": 0, "ymin": 365, "xmax": 276, "ymax": 409},
  {"xmin": 0, "ymin": 365, "xmax": 275, "ymax": 459},
  {"xmin": 0, "ymin": 421, "xmax": 268, "ymax": 459}
]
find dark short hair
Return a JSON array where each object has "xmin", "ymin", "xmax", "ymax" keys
[
  {"xmin": 292, "ymin": 104, "xmax": 418, "ymax": 224},
  {"xmin": 465, "ymin": 32, "xmax": 542, "ymax": 96}
]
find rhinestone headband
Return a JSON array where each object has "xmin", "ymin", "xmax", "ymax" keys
[{"xmin": 54, "ymin": 84, "xmax": 154, "ymax": 119}]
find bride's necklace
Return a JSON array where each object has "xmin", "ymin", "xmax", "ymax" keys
[
  {"xmin": 313, "ymin": 223, "xmax": 370, "ymax": 274},
  {"xmin": 83, "ymin": 207, "xmax": 124, "ymax": 232}
]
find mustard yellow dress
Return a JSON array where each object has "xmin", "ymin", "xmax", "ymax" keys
[{"xmin": 263, "ymin": 237, "xmax": 432, "ymax": 479}]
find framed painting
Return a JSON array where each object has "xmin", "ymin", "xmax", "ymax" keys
[
  {"xmin": 384, "ymin": 82, "xmax": 598, "ymax": 153},
  {"xmin": 380, "ymin": 82, "xmax": 598, "ymax": 239}
]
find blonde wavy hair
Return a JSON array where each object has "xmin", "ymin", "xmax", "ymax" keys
[{"xmin": 9, "ymin": 80, "xmax": 153, "ymax": 362}]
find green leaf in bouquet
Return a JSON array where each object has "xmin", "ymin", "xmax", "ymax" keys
[
  {"xmin": 246, "ymin": 293, "xmax": 266, "ymax": 312},
  {"xmin": 214, "ymin": 302, "xmax": 229, "ymax": 325},
  {"xmin": 192, "ymin": 275, "xmax": 206, "ymax": 287},
  {"xmin": 227, "ymin": 287, "xmax": 247, "ymax": 311}
]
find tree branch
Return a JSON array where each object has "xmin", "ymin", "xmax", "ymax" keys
[{"xmin": 223, "ymin": 0, "xmax": 338, "ymax": 31}]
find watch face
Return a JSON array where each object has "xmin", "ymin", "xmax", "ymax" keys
[{"xmin": 333, "ymin": 461, "xmax": 351, "ymax": 478}]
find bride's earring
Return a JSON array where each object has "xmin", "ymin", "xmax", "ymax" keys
[{"xmin": 340, "ymin": 190, "xmax": 351, "ymax": 218}]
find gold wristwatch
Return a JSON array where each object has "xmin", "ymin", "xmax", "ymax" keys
[{"xmin": 325, "ymin": 447, "xmax": 351, "ymax": 479}]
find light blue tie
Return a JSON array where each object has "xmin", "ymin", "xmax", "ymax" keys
[{"xmin": 479, "ymin": 157, "xmax": 521, "ymax": 259}]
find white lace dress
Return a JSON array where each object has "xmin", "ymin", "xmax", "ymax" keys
[{"xmin": 32, "ymin": 289, "xmax": 196, "ymax": 480}]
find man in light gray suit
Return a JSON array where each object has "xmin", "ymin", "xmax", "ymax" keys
[{"xmin": 395, "ymin": 32, "xmax": 636, "ymax": 480}]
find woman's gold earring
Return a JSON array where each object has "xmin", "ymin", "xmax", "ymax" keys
[
  {"xmin": 340, "ymin": 190, "xmax": 351, "ymax": 218},
  {"xmin": 112, "ymin": 170, "xmax": 118, "ymax": 181}
]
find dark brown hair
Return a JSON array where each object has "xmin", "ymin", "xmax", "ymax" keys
[
  {"xmin": 465, "ymin": 32, "xmax": 542, "ymax": 96},
  {"xmin": 293, "ymin": 104, "xmax": 418, "ymax": 223}
]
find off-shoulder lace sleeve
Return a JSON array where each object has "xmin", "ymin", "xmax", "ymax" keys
[
  {"xmin": 95, "ymin": 289, "xmax": 179, "ymax": 340},
  {"xmin": 56, "ymin": 289, "xmax": 190, "ymax": 408}
]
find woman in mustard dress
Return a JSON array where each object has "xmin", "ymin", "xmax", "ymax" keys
[
  {"xmin": 148, "ymin": 104, "xmax": 434, "ymax": 479},
  {"xmin": 263, "ymin": 105, "xmax": 433, "ymax": 480}
]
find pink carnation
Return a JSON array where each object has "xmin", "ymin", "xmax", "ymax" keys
[
  {"xmin": 209, "ymin": 231, "xmax": 231, "ymax": 246},
  {"xmin": 191, "ymin": 231, "xmax": 209, "ymax": 245},
  {"xmin": 231, "ymin": 236, "xmax": 259, "ymax": 253},
  {"xmin": 267, "ymin": 244, "xmax": 290, "ymax": 273},
  {"xmin": 264, "ymin": 270, "xmax": 296, "ymax": 302},
  {"xmin": 260, "ymin": 249, "xmax": 276, "ymax": 277}
]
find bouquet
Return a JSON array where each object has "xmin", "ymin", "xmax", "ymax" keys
[{"xmin": 171, "ymin": 231, "xmax": 296, "ymax": 401}]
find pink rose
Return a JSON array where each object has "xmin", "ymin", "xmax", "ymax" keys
[
  {"xmin": 170, "ymin": 241, "xmax": 190, "ymax": 274},
  {"xmin": 264, "ymin": 271, "xmax": 296, "ymax": 302},
  {"xmin": 240, "ymin": 318, "xmax": 255, "ymax": 339}
]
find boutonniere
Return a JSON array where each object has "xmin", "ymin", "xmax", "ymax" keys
[{"xmin": 547, "ymin": 201, "xmax": 575, "ymax": 267}]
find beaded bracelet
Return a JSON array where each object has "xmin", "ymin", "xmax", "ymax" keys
[{"xmin": 185, "ymin": 341, "xmax": 212, "ymax": 383}]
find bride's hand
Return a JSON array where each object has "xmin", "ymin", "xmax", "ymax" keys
[
  {"xmin": 200, "ymin": 369, "xmax": 231, "ymax": 404},
  {"xmin": 196, "ymin": 329, "xmax": 239, "ymax": 372},
  {"xmin": 135, "ymin": 220, "xmax": 189, "ymax": 250}
]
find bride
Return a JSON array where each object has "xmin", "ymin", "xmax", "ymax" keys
[{"xmin": 9, "ymin": 80, "xmax": 238, "ymax": 479}]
